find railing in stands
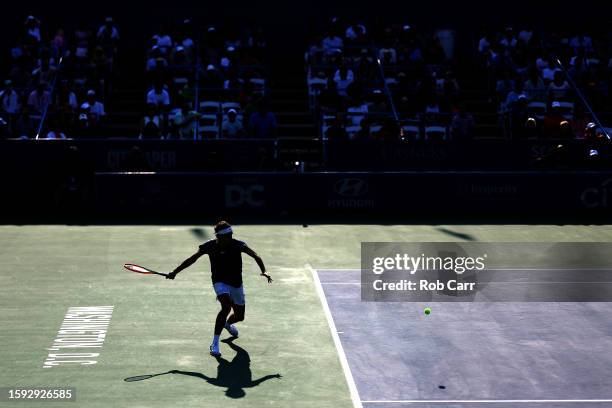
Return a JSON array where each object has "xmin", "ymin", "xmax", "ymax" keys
[
  {"xmin": 35, "ymin": 56, "xmax": 63, "ymax": 140},
  {"xmin": 554, "ymin": 57, "xmax": 610, "ymax": 140},
  {"xmin": 371, "ymin": 44, "xmax": 399, "ymax": 124}
]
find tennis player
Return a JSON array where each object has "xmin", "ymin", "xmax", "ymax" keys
[{"xmin": 167, "ymin": 221, "xmax": 272, "ymax": 357}]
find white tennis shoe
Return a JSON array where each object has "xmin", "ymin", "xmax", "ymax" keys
[
  {"xmin": 209, "ymin": 342, "xmax": 221, "ymax": 357},
  {"xmin": 224, "ymin": 323, "xmax": 239, "ymax": 337}
]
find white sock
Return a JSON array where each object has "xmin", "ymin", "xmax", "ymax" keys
[{"xmin": 212, "ymin": 335, "xmax": 220, "ymax": 345}]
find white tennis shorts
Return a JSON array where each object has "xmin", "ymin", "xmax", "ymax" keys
[{"xmin": 213, "ymin": 282, "xmax": 245, "ymax": 305}]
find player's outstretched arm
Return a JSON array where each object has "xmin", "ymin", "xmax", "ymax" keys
[
  {"xmin": 250, "ymin": 373, "xmax": 283, "ymax": 387},
  {"xmin": 243, "ymin": 246, "xmax": 272, "ymax": 283},
  {"xmin": 167, "ymin": 250, "xmax": 203, "ymax": 280}
]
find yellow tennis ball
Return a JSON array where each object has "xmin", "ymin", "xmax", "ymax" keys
[{"xmin": 424, "ymin": 307, "xmax": 431, "ymax": 315}]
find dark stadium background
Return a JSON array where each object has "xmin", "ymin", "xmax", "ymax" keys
[{"xmin": 1, "ymin": 1, "xmax": 611, "ymax": 223}]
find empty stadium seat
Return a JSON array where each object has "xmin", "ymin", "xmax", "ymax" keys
[
  {"xmin": 424, "ymin": 125, "xmax": 447, "ymax": 140},
  {"xmin": 199, "ymin": 101, "xmax": 221, "ymax": 113}
]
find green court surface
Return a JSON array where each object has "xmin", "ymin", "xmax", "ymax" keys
[{"xmin": 2, "ymin": 224, "xmax": 612, "ymax": 408}]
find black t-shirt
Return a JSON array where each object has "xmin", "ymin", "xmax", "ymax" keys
[{"xmin": 199, "ymin": 239, "xmax": 247, "ymax": 287}]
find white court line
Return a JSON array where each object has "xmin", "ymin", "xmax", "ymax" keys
[
  {"xmin": 362, "ymin": 400, "xmax": 612, "ymax": 404},
  {"xmin": 317, "ymin": 268, "xmax": 612, "ymax": 272},
  {"xmin": 322, "ymin": 282, "xmax": 612, "ymax": 284},
  {"xmin": 321, "ymin": 282, "xmax": 361, "ymax": 285},
  {"xmin": 310, "ymin": 266, "xmax": 363, "ymax": 408}
]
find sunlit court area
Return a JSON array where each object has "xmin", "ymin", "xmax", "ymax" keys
[{"xmin": 2, "ymin": 1, "xmax": 612, "ymax": 407}]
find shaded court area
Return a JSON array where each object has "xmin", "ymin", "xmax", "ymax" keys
[
  {"xmin": 317, "ymin": 268, "xmax": 612, "ymax": 408},
  {"xmin": 0, "ymin": 225, "xmax": 353, "ymax": 408}
]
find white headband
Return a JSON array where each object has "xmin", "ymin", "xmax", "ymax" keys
[{"xmin": 215, "ymin": 226, "xmax": 233, "ymax": 235}]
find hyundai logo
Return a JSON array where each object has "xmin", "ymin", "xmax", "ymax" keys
[{"xmin": 334, "ymin": 178, "xmax": 369, "ymax": 197}]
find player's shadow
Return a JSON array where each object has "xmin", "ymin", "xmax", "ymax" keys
[{"xmin": 124, "ymin": 337, "xmax": 281, "ymax": 399}]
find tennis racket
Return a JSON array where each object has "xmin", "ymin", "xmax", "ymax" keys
[{"xmin": 123, "ymin": 263, "xmax": 168, "ymax": 277}]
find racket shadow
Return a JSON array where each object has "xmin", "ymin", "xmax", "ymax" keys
[{"xmin": 124, "ymin": 372, "xmax": 174, "ymax": 382}]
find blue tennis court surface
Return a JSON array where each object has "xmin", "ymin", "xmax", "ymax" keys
[{"xmin": 316, "ymin": 269, "xmax": 612, "ymax": 408}]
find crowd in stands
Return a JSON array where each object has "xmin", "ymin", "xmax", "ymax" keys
[
  {"xmin": 0, "ymin": 17, "xmax": 279, "ymax": 140},
  {"xmin": 306, "ymin": 18, "xmax": 470, "ymax": 141},
  {"xmin": 306, "ymin": 20, "xmax": 611, "ymax": 144},
  {"xmin": 140, "ymin": 20, "xmax": 276, "ymax": 139},
  {"xmin": 478, "ymin": 26, "xmax": 611, "ymax": 140},
  {"xmin": 0, "ymin": 15, "xmax": 117, "ymax": 139},
  {"xmin": 2, "ymin": 15, "xmax": 610, "ymax": 145}
]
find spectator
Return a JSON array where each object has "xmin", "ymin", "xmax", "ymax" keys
[
  {"xmin": 74, "ymin": 22, "xmax": 92, "ymax": 61},
  {"xmin": 169, "ymin": 104, "xmax": 200, "ymax": 139},
  {"xmin": 249, "ymin": 101, "xmax": 277, "ymax": 138},
  {"xmin": 581, "ymin": 122, "xmax": 608, "ymax": 165},
  {"xmin": 355, "ymin": 48, "xmax": 377, "ymax": 83},
  {"xmin": 499, "ymin": 27, "xmax": 517, "ymax": 49},
  {"xmin": 559, "ymin": 120, "xmax": 574, "ymax": 139},
  {"xmin": 509, "ymin": 94, "xmax": 529, "ymax": 138},
  {"xmin": 146, "ymin": 46, "xmax": 168, "ymax": 72},
  {"xmin": 345, "ymin": 23, "xmax": 366, "ymax": 42},
  {"xmin": 541, "ymin": 61, "xmax": 558, "ymax": 83},
  {"xmin": 523, "ymin": 68, "xmax": 546, "ymax": 100},
  {"xmin": 0, "ymin": 80, "xmax": 20, "ymax": 115},
  {"xmin": 523, "ymin": 117, "xmax": 540, "ymax": 139},
  {"xmin": 437, "ymin": 70, "xmax": 460, "ymax": 100},
  {"xmin": 518, "ymin": 28, "xmax": 533, "ymax": 45},
  {"xmin": 504, "ymin": 82, "xmax": 525, "ymax": 112},
  {"xmin": 568, "ymin": 49, "xmax": 589, "ymax": 81},
  {"xmin": 55, "ymin": 81, "xmax": 78, "ymax": 130},
  {"xmin": 146, "ymin": 83, "xmax": 170, "ymax": 109},
  {"xmin": 32, "ymin": 57, "xmax": 57, "ymax": 85},
  {"xmin": 55, "ymin": 81, "xmax": 78, "ymax": 110},
  {"xmin": 45, "ymin": 122, "xmax": 67, "ymax": 139},
  {"xmin": 569, "ymin": 34, "xmax": 593, "ymax": 54},
  {"xmin": 80, "ymin": 90, "xmax": 105, "ymax": 122},
  {"xmin": 73, "ymin": 113, "xmax": 94, "ymax": 138},
  {"xmin": 324, "ymin": 115, "xmax": 348, "ymax": 140},
  {"xmin": 322, "ymin": 31, "xmax": 343, "ymax": 55},
  {"xmin": 543, "ymin": 101, "xmax": 566, "ymax": 138},
  {"xmin": 495, "ymin": 71, "xmax": 515, "ymax": 100},
  {"xmin": 97, "ymin": 17, "xmax": 119, "ymax": 58},
  {"xmin": 27, "ymin": 82, "xmax": 51, "ymax": 115},
  {"xmin": 333, "ymin": 61, "xmax": 354, "ymax": 97},
  {"xmin": 379, "ymin": 47, "xmax": 397, "ymax": 64},
  {"xmin": 478, "ymin": 33, "xmax": 493, "ymax": 54},
  {"xmin": 178, "ymin": 19, "xmax": 195, "ymax": 52},
  {"xmin": 548, "ymin": 71, "xmax": 571, "ymax": 101},
  {"xmin": 222, "ymin": 109, "xmax": 244, "ymax": 137},
  {"xmin": 24, "ymin": 16, "xmax": 41, "ymax": 44},
  {"xmin": 201, "ymin": 64, "xmax": 224, "ymax": 90},
  {"xmin": 153, "ymin": 25, "xmax": 173, "ymax": 55},
  {"xmin": 347, "ymin": 99, "xmax": 369, "ymax": 126},
  {"xmin": 368, "ymin": 89, "xmax": 389, "ymax": 115}
]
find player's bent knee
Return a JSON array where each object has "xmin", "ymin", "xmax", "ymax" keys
[{"xmin": 233, "ymin": 306, "xmax": 245, "ymax": 321}]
